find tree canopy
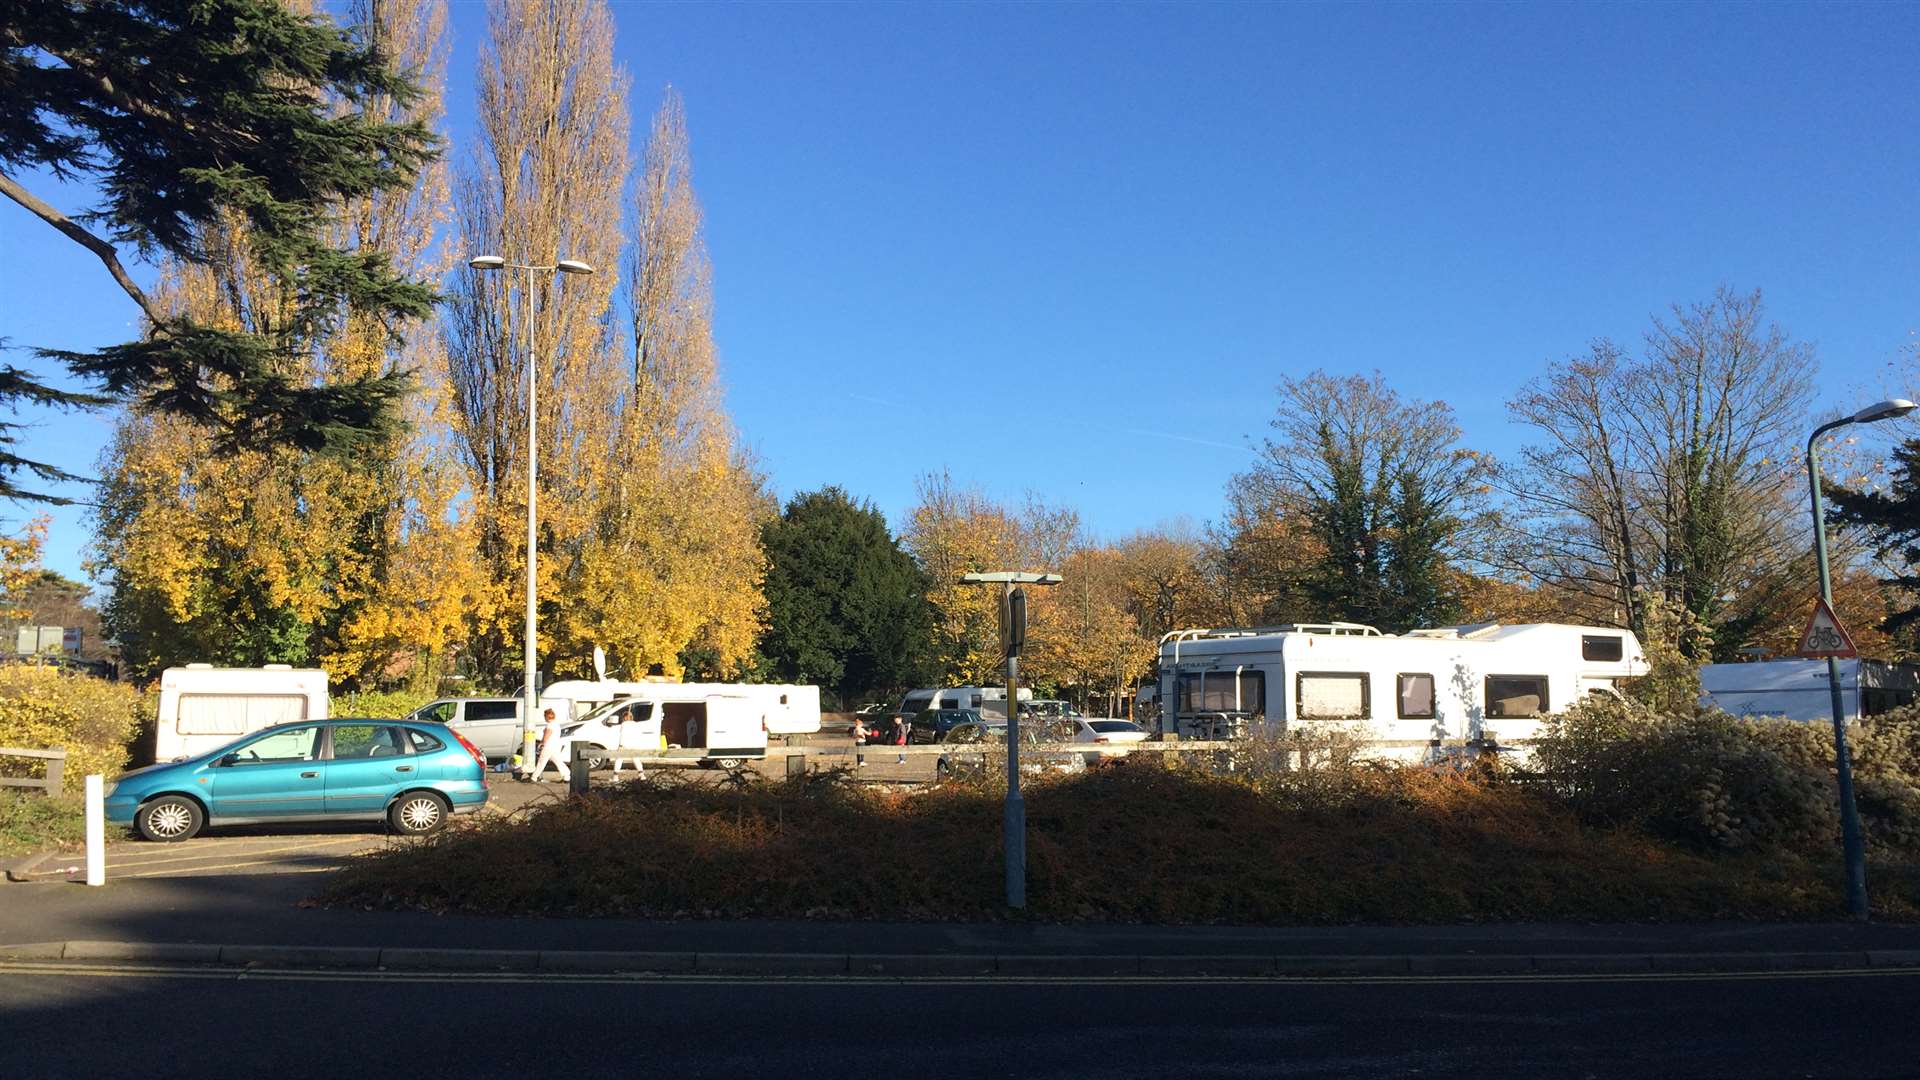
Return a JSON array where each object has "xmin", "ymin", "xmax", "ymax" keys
[
  {"xmin": 1, "ymin": 0, "xmax": 439, "ymax": 500},
  {"xmin": 1830, "ymin": 440, "xmax": 1920, "ymax": 643}
]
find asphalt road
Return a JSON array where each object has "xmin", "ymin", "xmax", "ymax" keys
[{"xmin": 3, "ymin": 963, "xmax": 1917, "ymax": 1078}]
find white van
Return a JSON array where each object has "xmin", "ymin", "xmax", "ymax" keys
[
  {"xmin": 154, "ymin": 665, "xmax": 330, "ymax": 762},
  {"xmin": 403, "ymin": 697, "xmax": 539, "ymax": 761},
  {"xmin": 560, "ymin": 684, "xmax": 820, "ymax": 769}
]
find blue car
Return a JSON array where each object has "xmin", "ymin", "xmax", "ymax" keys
[{"xmin": 106, "ymin": 719, "xmax": 490, "ymax": 842}]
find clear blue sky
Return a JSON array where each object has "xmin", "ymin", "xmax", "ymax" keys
[{"xmin": 3, "ymin": 0, "xmax": 1915, "ymax": 584}]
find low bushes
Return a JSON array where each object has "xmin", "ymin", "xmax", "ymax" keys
[{"xmin": 0, "ymin": 664, "xmax": 146, "ymax": 792}]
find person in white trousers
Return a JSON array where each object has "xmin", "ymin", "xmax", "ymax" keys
[{"xmin": 528, "ymin": 708, "xmax": 571, "ymax": 783}]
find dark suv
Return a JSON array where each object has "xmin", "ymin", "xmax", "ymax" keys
[{"xmin": 908, "ymin": 708, "xmax": 982, "ymax": 744}]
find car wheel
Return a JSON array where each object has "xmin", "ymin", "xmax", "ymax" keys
[
  {"xmin": 712, "ymin": 757, "xmax": 745, "ymax": 771},
  {"xmin": 582, "ymin": 745, "xmax": 610, "ymax": 771},
  {"xmin": 136, "ymin": 795, "xmax": 203, "ymax": 842},
  {"xmin": 389, "ymin": 791, "xmax": 450, "ymax": 836}
]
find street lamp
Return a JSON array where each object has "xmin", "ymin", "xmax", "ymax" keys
[
  {"xmin": 961, "ymin": 571, "xmax": 1061, "ymax": 909},
  {"xmin": 1807, "ymin": 397, "xmax": 1915, "ymax": 920},
  {"xmin": 466, "ymin": 254, "xmax": 597, "ymax": 775}
]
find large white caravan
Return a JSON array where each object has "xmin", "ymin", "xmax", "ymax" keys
[
  {"xmin": 1154, "ymin": 622, "xmax": 1648, "ymax": 751},
  {"xmin": 154, "ymin": 665, "xmax": 330, "ymax": 762},
  {"xmin": 1700, "ymin": 659, "xmax": 1918, "ymax": 723}
]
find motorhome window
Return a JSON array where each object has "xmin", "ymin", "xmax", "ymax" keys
[
  {"xmin": 1296, "ymin": 673, "xmax": 1369, "ymax": 720},
  {"xmin": 970, "ymin": 694, "xmax": 983, "ymax": 709},
  {"xmin": 939, "ymin": 693, "xmax": 963, "ymax": 709},
  {"xmin": 466, "ymin": 701, "xmax": 518, "ymax": 723},
  {"xmin": 1486, "ymin": 676, "xmax": 1550, "ymax": 718},
  {"xmin": 176, "ymin": 693, "xmax": 308, "ymax": 735},
  {"xmin": 1863, "ymin": 689, "xmax": 1913, "ymax": 717},
  {"xmin": 1177, "ymin": 671, "xmax": 1267, "ymax": 715},
  {"xmin": 1396, "ymin": 674, "xmax": 1436, "ymax": 720},
  {"xmin": 1581, "ymin": 635, "xmax": 1624, "ymax": 662}
]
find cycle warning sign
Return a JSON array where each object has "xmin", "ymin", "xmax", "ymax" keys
[{"xmin": 1797, "ymin": 597, "xmax": 1858, "ymax": 659}]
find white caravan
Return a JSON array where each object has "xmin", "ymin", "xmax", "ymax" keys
[
  {"xmin": 557, "ymin": 681, "xmax": 822, "ymax": 769},
  {"xmin": 1700, "ymin": 659, "xmax": 1919, "ymax": 723},
  {"xmin": 896, "ymin": 685, "xmax": 1033, "ymax": 721},
  {"xmin": 1154, "ymin": 622, "xmax": 1649, "ymax": 753},
  {"xmin": 154, "ymin": 665, "xmax": 330, "ymax": 762}
]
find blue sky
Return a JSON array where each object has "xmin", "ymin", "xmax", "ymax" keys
[{"xmin": 3, "ymin": 0, "xmax": 1915, "ymax": 584}]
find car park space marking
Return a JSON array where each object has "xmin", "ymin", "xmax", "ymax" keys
[
  {"xmin": 102, "ymin": 837, "xmax": 379, "ymax": 872},
  {"xmin": 0, "ymin": 960, "xmax": 1916, "ymax": 987}
]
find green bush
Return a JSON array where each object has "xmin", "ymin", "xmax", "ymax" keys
[
  {"xmin": 334, "ymin": 688, "xmax": 438, "ymax": 720},
  {"xmin": 0, "ymin": 665, "xmax": 146, "ymax": 792}
]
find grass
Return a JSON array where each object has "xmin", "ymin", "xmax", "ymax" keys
[
  {"xmin": 0, "ymin": 792, "xmax": 85, "ymax": 859},
  {"xmin": 315, "ymin": 761, "xmax": 1920, "ymax": 923}
]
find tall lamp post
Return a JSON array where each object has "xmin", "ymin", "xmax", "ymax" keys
[
  {"xmin": 1807, "ymin": 397, "xmax": 1915, "ymax": 920},
  {"xmin": 467, "ymin": 254, "xmax": 596, "ymax": 774},
  {"xmin": 961, "ymin": 571, "xmax": 1061, "ymax": 909}
]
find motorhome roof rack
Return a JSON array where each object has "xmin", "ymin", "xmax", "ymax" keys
[{"xmin": 1158, "ymin": 623, "xmax": 1383, "ymax": 647}]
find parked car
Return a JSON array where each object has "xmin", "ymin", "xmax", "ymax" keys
[
  {"xmin": 934, "ymin": 720, "xmax": 1085, "ymax": 782},
  {"xmin": 909, "ymin": 707, "xmax": 983, "ymax": 744},
  {"xmin": 1067, "ymin": 717, "xmax": 1150, "ymax": 764},
  {"xmin": 403, "ymin": 697, "xmax": 525, "ymax": 760},
  {"xmin": 105, "ymin": 719, "xmax": 490, "ymax": 842}
]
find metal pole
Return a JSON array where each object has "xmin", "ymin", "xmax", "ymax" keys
[
  {"xmin": 1004, "ymin": 582, "xmax": 1025, "ymax": 909},
  {"xmin": 1808, "ymin": 422, "xmax": 1868, "ymax": 920},
  {"xmin": 84, "ymin": 773, "xmax": 105, "ymax": 887},
  {"xmin": 519, "ymin": 268, "xmax": 540, "ymax": 776}
]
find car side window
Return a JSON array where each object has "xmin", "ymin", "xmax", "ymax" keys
[
  {"xmin": 332, "ymin": 724, "xmax": 409, "ymax": 759},
  {"xmin": 415, "ymin": 701, "xmax": 455, "ymax": 724},
  {"xmin": 466, "ymin": 701, "xmax": 518, "ymax": 723},
  {"xmin": 406, "ymin": 729, "xmax": 445, "ymax": 753},
  {"xmin": 227, "ymin": 726, "xmax": 321, "ymax": 765}
]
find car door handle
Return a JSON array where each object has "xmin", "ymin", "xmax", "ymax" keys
[
  {"xmin": 395, "ymin": 765, "xmax": 413, "ymax": 772},
  {"xmin": 300, "ymin": 771, "xmax": 318, "ymax": 778}
]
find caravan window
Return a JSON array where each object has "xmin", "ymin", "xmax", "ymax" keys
[
  {"xmin": 939, "ymin": 693, "xmax": 964, "ymax": 709},
  {"xmin": 1296, "ymin": 673, "xmax": 1369, "ymax": 720},
  {"xmin": 1177, "ymin": 671, "xmax": 1267, "ymax": 715},
  {"xmin": 176, "ymin": 694, "xmax": 308, "ymax": 736},
  {"xmin": 1581, "ymin": 635, "xmax": 1624, "ymax": 662},
  {"xmin": 1396, "ymin": 674, "xmax": 1436, "ymax": 720},
  {"xmin": 1486, "ymin": 675, "xmax": 1550, "ymax": 718}
]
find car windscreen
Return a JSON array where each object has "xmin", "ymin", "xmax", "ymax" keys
[{"xmin": 1088, "ymin": 720, "xmax": 1140, "ymax": 733}]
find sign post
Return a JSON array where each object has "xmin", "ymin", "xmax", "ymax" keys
[{"xmin": 962, "ymin": 571, "xmax": 1060, "ymax": 910}]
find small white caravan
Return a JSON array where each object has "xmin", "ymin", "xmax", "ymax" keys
[
  {"xmin": 154, "ymin": 665, "xmax": 330, "ymax": 762},
  {"xmin": 1154, "ymin": 622, "xmax": 1649, "ymax": 750},
  {"xmin": 896, "ymin": 685, "xmax": 1033, "ymax": 721},
  {"xmin": 1700, "ymin": 659, "xmax": 1918, "ymax": 723}
]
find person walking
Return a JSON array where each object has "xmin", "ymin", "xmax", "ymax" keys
[
  {"xmin": 892, "ymin": 711, "xmax": 908, "ymax": 766},
  {"xmin": 528, "ymin": 707, "xmax": 571, "ymax": 783},
  {"xmin": 852, "ymin": 712, "xmax": 867, "ymax": 769}
]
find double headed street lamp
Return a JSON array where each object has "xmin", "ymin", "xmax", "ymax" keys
[
  {"xmin": 467, "ymin": 254, "xmax": 596, "ymax": 774},
  {"xmin": 1807, "ymin": 397, "xmax": 1915, "ymax": 920}
]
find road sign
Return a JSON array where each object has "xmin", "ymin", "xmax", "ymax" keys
[{"xmin": 1796, "ymin": 597, "xmax": 1857, "ymax": 659}]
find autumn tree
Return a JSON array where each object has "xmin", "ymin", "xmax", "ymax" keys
[
  {"xmin": 1227, "ymin": 371, "xmax": 1493, "ymax": 633},
  {"xmin": 442, "ymin": 0, "xmax": 630, "ymax": 684},
  {"xmin": 2, "ymin": 0, "xmax": 440, "ymax": 498},
  {"xmin": 759, "ymin": 487, "xmax": 931, "ymax": 705},
  {"xmin": 1505, "ymin": 288, "xmax": 1815, "ymax": 658}
]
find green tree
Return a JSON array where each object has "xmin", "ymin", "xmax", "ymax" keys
[
  {"xmin": 1229, "ymin": 371, "xmax": 1492, "ymax": 633},
  {"xmin": 760, "ymin": 488, "xmax": 930, "ymax": 705},
  {"xmin": 1830, "ymin": 439, "xmax": 1920, "ymax": 645},
  {"xmin": 1, "ymin": 0, "xmax": 438, "ymax": 500}
]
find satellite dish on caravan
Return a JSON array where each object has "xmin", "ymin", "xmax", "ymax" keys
[{"xmin": 593, "ymin": 645, "xmax": 608, "ymax": 682}]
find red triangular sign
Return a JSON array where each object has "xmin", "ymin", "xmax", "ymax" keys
[{"xmin": 1796, "ymin": 597, "xmax": 1858, "ymax": 659}]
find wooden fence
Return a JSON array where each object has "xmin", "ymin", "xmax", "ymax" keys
[{"xmin": 0, "ymin": 746, "xmax": 66, "ymax": 795}]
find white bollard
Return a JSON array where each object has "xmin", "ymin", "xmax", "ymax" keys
[{"xmin": 85, "ymin": 773, "xmax": 105, "ymax": 887}]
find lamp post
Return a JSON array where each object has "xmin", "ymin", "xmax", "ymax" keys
[
  {"xmin": 961, "ymin": 571, "xmax": 1061, "ymax": 909},
  {"xmin": 466, "ymin": 254, "xmax": 596, "ymax": 775},
  {"xmin": 1807, "ymin": 397, "xmax": 1915, "ymax": 920}
]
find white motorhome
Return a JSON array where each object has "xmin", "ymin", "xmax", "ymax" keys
[
  {"xmin": 154, "ymin": 665, "xmax": 330, "ymax": 762},
  {"xmin": 553, "ymin": 680, "xmax": 822, "ymax": 769},
  {"xmin": 896, "ymin": 685, "xmax": 1033, "ymax": 721},
  {"xmin": 1154, "ymin": 622, "xmax": 1649, "ymax": 751},
  {"xmin": 1700, "ymin": 659, "xmax": 1918, "ymax": 723}
]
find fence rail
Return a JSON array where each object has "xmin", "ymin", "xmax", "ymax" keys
[{"xmin": 0, "ymin": 746, "xmax": 66, "ymax": 795}]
